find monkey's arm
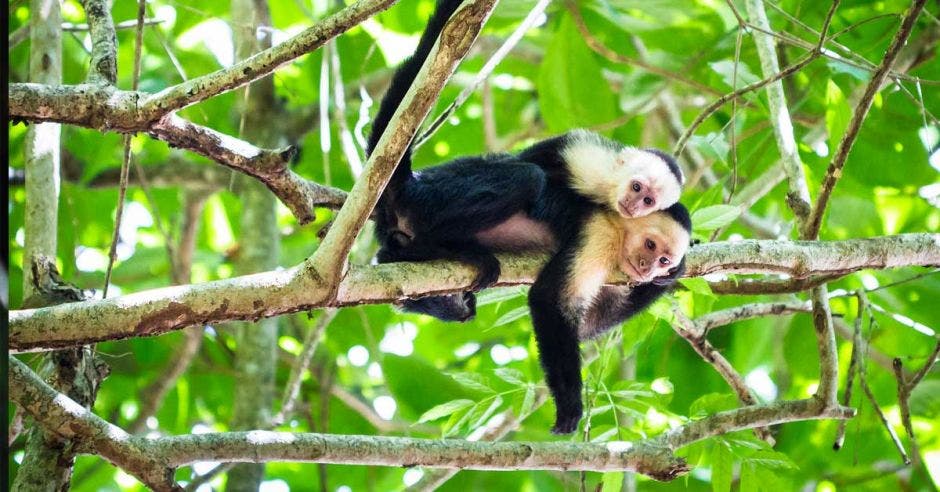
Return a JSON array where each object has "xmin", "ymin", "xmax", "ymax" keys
[
  {"xmin": 580, "ymin": 283, "xmax": 669, "ymax": 340},
  {"xmin": 516, "ymin": 134, "xmax": 571, "ymax": 180},
  {"xmin": 528, "ymin": 247, "xmax": 584, "ymax": 435}
]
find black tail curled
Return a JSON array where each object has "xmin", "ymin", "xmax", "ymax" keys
[{"xmin": 366, "ymin": 0, "xmax": 465, "ymax": 191}]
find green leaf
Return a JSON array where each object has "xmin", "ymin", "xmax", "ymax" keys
[
  {"xmin": 690, "ymin": 393, "xmax": 739, "ymax": 418},
  {"xmin": 689, "ymin": 132, "xmax": 731, "ymax": 163},
  {"xmin": 601, "ymin": 472, "xmax": 624, "ymax": 492},
  {"xmin": 909, "ymin": 379, "xmax": 940, "ymax": 418},
  {"xmin": 469, "ymin": 396, "xmax": 504, "ymax": 429},
  {"xmin": 494, "ymin": 368, "xmax": 526, "ymax": 385},
  {"xmin": 448, "ymin": 372, "xmax": 496, "ymax": 394},
  {"xmin": 679, "ymin": 277, "xmax": 714, "ymax": 296},
  {"xmin": 691, "ymin": 205, "xmax": 743, "ymax": 231},
  {"xmin": 537, "ymin": 13, "xmax": 617, "ymax": 132},
  {"xmin": 476, "ymin": 287, "xmax": 526, "ymax": 307},
  {"xmin": 493, "ymin": 306, "xmax": 530, "ymax": 327},
  {"xmin": 825, "ymin": 79, "xmax": 851, "ymax": 157},
  {"xmin": 519, "ymin": 384, "xmax": 536, "ymax": 417},
  {"xmin": 417, "ymin": 399, "xmax": 475, "ymax": 424},
  {"xmin": 709, "ymin": 60, "xmax": 761, "ymax": 91},
  {"xmin": 740, "ymin": 463, "xmax": 759, "ymax": 492},
  {"xmin": 711, "ymin": 442, "xmax": 733, "ymax": 492},
  {"xmin": 743, "ymin": 450, "xmax": 798, "ymax": 470},
  {"xmin": 621, "ymin": 311, "xmax": 659, "ymax": 357},
  {"xmin": 827, "ymin": 59, "xmax": 870, "ymax": 82}
]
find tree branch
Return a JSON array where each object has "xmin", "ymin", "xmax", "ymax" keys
[
  {"xmin": 308, "ymin": 0, "xmax": 499, "ymax": 286},
  {"xmin": 82, "ymin": 0, "xmax": 118, "ymax": 84},
  {"xmin": 743, "ymin": 0, "xmax": 829, "ymax": 223},
  {"xmin": 708, "ymin": 274, "xmax": 844, "ymax": 295},
  {"xmin": 9, "ymin": 234, "xmax": 938, "ymax": 352},
  {"xmin": 694, "ymin": 300, "xmax": 812, "ymax": 332},
  {"xmin": 8, "ymin": 356, "xmax": 180, "ymax": 491},
  {"xmin": 803, "ymin": 0, "xmax": 929, "ymax": 239},
  {"xmin": 810, "ymin": 285, "xmax": 839, "ymax": 407},
  {"xmin": 671, "ymin": 307, "xmax": 770, "ymax": 441},
  {"xmin": 654, "ymin": 398, "xmax": 854, "ymax": 450},
  {"xmin": 138, "ymin": 0, "xmax": 398, "ymax": 117}
]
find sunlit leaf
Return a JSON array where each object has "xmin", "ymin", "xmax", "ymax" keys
[{"xmin": 417, "ymin": 399, "xmax": 475, "ymax": 424}]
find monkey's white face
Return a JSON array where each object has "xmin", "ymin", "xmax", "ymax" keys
[
  {"xmin": 610, "ymin": 149, "xmax": 682, "ymax": 219},
  {"xmin": 618, "ymin": 211, "xmax": 690, "ymax": 283}
]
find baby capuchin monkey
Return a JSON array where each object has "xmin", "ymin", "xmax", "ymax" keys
[{"xmin": 518, "ymin": 129, "xmax": 684, "ymax": 219}]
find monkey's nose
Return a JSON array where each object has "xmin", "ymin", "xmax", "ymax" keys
[{"xmin": 638, "ymin": 259, "xmax": 650, "ymax": 271}]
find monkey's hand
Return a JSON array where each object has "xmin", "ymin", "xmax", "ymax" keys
[
  {"xmin": 550, "ymin": 400, "xmax": 583, "ymax": 435},
  {"xmin": 468, "ymin": 256, "xmax": 501, "ymax": 292}
]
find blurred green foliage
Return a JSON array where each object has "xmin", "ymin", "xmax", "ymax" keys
[{"xmin": 7, "ymin": 0, "xmax": 939, "ymax": 490}]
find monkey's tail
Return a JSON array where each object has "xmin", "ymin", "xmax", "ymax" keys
[{"xmin": 367, "ymin": 0, "xmax": 464, "ymax": 191}]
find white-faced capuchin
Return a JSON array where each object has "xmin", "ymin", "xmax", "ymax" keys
[
  {"xmin": 367, "ymin": 0, "xmax": 686, "ymax": 315},
  {"xmin": 365, "ymin": 0, "xmax": 694, "ymax": 433}
]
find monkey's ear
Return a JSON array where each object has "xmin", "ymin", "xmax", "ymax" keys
[{"xmin": 651, "ymin": 257, "xmax": 686, "ymax": 287}]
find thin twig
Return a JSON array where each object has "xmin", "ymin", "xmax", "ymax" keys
[
  {"xmin": 672, "ymin": 306, "xmax": 773, "ymax": 442},
  {"xmin": 273, "ymin": 310, "xmax": 338, "ymax": 425},
  {"xmin": 102, "ymin": 142, "xmax": 131, "ymax": 299},
  {"xmin": 804, "ymin": 0, "xmax": 929, "ymax": 239},
  {"xmin": 833, "ymin": 290, "xmax": 867, "ymax": 450},
  {"xmin": 859, "ymin": 371, "xmax": 910, "ymax": 465},
  {"xmin": 414, "ymin": 0, "xmax": 551, "ymax": 148}
]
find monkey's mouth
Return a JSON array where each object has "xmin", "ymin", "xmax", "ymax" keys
[
  {"xmin": 618, "ymin": 200, "xmax": 635, "ymax": 218},
  {"xmin": 623, "ymin": 260, "xmax": 646, "ymax": 282}
]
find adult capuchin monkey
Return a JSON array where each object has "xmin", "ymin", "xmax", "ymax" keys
[
  {"xmin": 367, "ymin": 0, "xmax": 686, "ymax": 317},
  {"xmin": 365, "ymin": 0, "xmax": 693, "ymax": 433}
]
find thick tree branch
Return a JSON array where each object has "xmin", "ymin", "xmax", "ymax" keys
[
  {"xmin": 149, "ymin": 432, "xmax": 687, "ymax": 479},
  {"xmin": 9, "ymin": 234, "xmax": 939, "ymax": 352},
  {"xmin": 803, "ymin": 0, "xmax": 929, "ymax": 239},
  {"xmin": 743, "ymin": 0, "xmax": 829, "ymax": 223},
  {"xmin": 82, "ymin": 0, "xmax": 118, "ymax": 84},
  {"xmin": 8, "ymin": 357, "xmax": 180, "ymax": 491},
  {"xmin": 10, "ymin": 354, "xmax": 688, "ymax": 481},
  {"xmin": 308, "ymin": 0, "xmax": 499, "ymax": 285}
]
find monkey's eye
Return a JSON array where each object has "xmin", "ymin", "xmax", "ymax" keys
[
  {"xmin": 645, "ymin": 239, "xmax": 656, "ymax": 250},
  {"xmin": 659, "ymin": 257, "xmax": 670, "ymax": 265},
  {"xmin": 643, "ymin": 196, "xmax": 654, "ymax": 206},
  {"xmin": 632, "ymin": 182, "xmax": 641, "ymax": 192}
]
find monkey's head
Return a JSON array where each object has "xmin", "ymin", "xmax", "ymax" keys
[
  {"xmin": 610, "ymin": 148, "xmax": 684, "ymax": 219},
  {"xmin": 617, "ymin": 202, "xmax": 692, "ymax": 284}
]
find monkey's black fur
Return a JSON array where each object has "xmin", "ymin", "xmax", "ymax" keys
[{"xmin": 366, "ymin": 0, "xmax": 692, "ymax": 433}]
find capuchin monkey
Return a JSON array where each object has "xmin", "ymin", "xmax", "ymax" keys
[
  {"xmin": 530, "ymin": 204, "xmax": 691, "ymax": 434},
  {"xmin": 367, "ymin": 0, "xmax": 686, "ymax": 314},
  {"xmin": 365, "ymin": 0, "xmax": 694, "ymax": 433}
]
